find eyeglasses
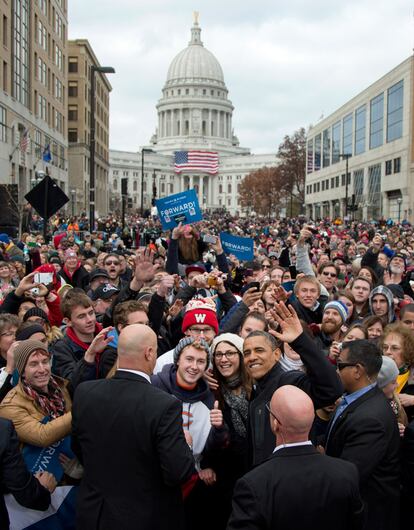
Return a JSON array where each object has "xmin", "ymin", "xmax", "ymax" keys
[
  {"xmin": 214, "ymin": 350, "xmax": 238, "ymax": 360},
  {"xmin": 188, "ymin": 327, "xmax": 213, "ymax": 335},
  {"xmin": 262, "ymin": 265, "xmax": 271, "ymax": 269},
  {"xmin": 336, "ymin": 361, "xmax": 362, "ymax": 371},
  {"xmin": 322, "ymin": 271, "xmax": 337, "ymax": 277},
  {"xmin": 0, "ymin": 330, "xmax": 15, "ymax": 338},
  {"xmin": 105, "ymin": 261, "xmax": 120, "ymax": 266},
  {"xmin": 382, "ymin": 345, "xmax": 402, "ymax": 354},
  {"xmin": 265, "ymin": 402, "xmax": 283, "ymax": 424}
]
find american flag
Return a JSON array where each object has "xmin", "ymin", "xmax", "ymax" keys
[
  {"xmin": 19, "ymin": 128, "xmax": 29, "ymax": 152},
  {"xmin": 174, "ymin": 150, "xmax": 219, "ymax": 175}
]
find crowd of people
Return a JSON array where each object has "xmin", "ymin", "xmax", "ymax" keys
[{"xmin": 0, "ymin": 212, "xmax": 413, "ymax": 529}]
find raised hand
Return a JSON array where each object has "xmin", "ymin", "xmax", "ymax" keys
[
  {"xmin": 171, "ymin": 222, "xmax": 186, "ymax": 240},
  {"xmin": 84, "ymin": 327, "xmax": 114, "ymax": 363},
  {"xmin": 269, "ymin": 302, "xmax": 303, "ymax": 343},
  {"xmin": 133, "ymin": 248, "xmax": 159, "ymax": 283},
  {"xmin": 167, "ymin": 299, "xmax": 184, "ymax": 319},
  {"xmin": 156, "ymin": 274, "xmax": 176, "ymax": 298},
  {"xmin": 242, "ymin": 287, "xmax": 262, "ymax": 307},
  {"xmin": 15, "ymin": 272, "xmax": 36, "ymax": 297},
  {"xmin": 210, "ymin": 400, "xmax": 224, "ymax": 428}
]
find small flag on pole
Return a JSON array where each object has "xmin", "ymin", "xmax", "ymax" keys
[
  {"xmin": 42, "ymin": 144, "xmax": 52, "ymax": 163},
  {"xmin": 19, "ymin": 128, "xmax": 29, "ymax": 152}
]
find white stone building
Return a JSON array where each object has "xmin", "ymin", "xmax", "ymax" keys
[
  {"xmin": 109, "ymin": 19, "xmax": 277, "ymax": 215},
  {"xmin": 305, "ymin": 56, "xmax": 413, "ymax": 223}
]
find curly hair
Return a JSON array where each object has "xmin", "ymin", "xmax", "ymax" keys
[{"xmin": 381, "ymin": 322, "xmax": 414, "ymax": 367}]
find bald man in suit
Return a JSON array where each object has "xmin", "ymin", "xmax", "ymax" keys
[
  {"xmin": 72, "ymin": 324, "xmax": 195, "ymax": 530},
  {"xmin": 227, "ymin": 385, "xmax": 364, "ymax": 530}
]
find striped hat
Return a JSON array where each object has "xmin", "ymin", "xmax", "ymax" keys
[
  {"xmin": 173, "ymin": 336, "xmax": 210, "ymax": 366},
  {"xmin": 323, "ymin": 301, "xmax": 349, "ymax": 323},
  {"xmin": 13, "ymin": 340, "xmax": 49, "ymax": 376}
]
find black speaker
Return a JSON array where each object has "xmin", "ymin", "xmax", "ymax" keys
[{"xmin": 121, "ymin": 178, "xmax": 128, "ymax": 196}]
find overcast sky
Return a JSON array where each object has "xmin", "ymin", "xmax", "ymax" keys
[{"xmin": 68, "ymin": 0, "xmax": 414, "ymax": 154}]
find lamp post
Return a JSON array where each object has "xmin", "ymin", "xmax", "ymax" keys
[
  {"xmin": 339, "ymin": 153, "xmax": 351, "ymax": 219},
  {"xmin": 89, "ymin": 65, "xmax": 115, "ymax": 231},
  {"xmin": 141, "ymin": 148, "xmax": 154, "ymax": 216},
  {"xmin": 397, "ymin": 197, "xmax": 403, "ymax": 223},
  {"xmin": 71, "ymin": 189, "xmax": 76, "ymax": 217}
]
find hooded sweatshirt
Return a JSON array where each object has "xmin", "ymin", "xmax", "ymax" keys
[
  {"xmin": 151, "ymin": 363, "xmax": 226, "ymax": 469},
  {"xmin": 369, "ymin": 285, "xmax": 395, "ymax": 324}
]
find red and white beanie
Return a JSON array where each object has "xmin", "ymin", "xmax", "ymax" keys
[{"xmin": 182, "ymin": 298, "xmax": 219, "ymax": 335}]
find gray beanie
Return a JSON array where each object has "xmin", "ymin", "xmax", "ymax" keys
[
  {"xmin": 211, "ymin": 333, "xmax": 244, "ymax": 356},
  {"xmin": 14, "ymin": 339, "xmax": 49, "ymax": 376},
  {"xmin": 173, "ymin": 337, "xmax": 210, "ymax": 365},
  {"xmin": 377, "ymin": 356, "xmax": 399, "ymax": 389}
]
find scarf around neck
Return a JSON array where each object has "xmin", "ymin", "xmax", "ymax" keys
[{"xmin": 21, "ymin": 376, "xmax": 66, "ymax": 419}]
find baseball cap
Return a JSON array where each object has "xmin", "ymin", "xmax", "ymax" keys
[
  {"xmin": 89, "ymin": 268, "xmax": 110, "ymax": 282},
  {"xmin": 90, "ymin": 283, "xmax": 120, "ymax": 301}
]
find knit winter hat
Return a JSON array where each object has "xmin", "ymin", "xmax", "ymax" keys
[
  {"xmin": 14, "ymin": 339, "xmax": 49, "ymax": 375},
  {"xmin": 377, "ymin": 356, "xmax": 399, "ymax": 389},
  {"xmin": 182, "ymin": 298, "xmax": 219, "ymax": 335},
  {"xmin": 15, "ymin": 324, "xmax": 46, "ymax": 341},
  {"xmin": 323, "ymin": 301, "xmax": 349, "ymax": 323},
  {"xmin": 64, "ymin": 249, "xmax": 78, "ymax": 261},
  {"xmin": 173, "ymin": 336, "xmax": 210, "ymax": 366},
  {"xmin": 22, "ymin": 307, "xmax": 49, "ymax": 324},
  {"xmin": 0, "ymin": 233, "xmax": 10, "ymax": 244},
  {"xmin": 211, "ymin": 333, "xmax": 244, "ymax": 356}
]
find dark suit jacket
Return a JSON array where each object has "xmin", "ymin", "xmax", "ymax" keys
[
  {"xmin": 248, "ymin": 331, "xmax": 343, "ymax": 467},
  {"xmin": 325, "ymin": 386, "xmax": 400, "ymax": 530},
  {"xmin": 71, "ymin": 370, "xmax": 195, "ymax": 530},
  {"xmin": 227, "ymin": 444, "xmax": 364, "ymax": 530},
  {"xmin": 0, "ymin": 418, "xmax": 50, "ymax": 529}
]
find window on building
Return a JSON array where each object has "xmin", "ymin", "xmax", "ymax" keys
[
  {"xmin": 68, "ymin": 57, "xmax": 78, "ymax": 73},
  {"xmin": 38, "ymin": 0, "xmax": 47, "ymax": 15},
  {"xmin": 3, "ymin": 15, "xmax": 8, "ymax": 47},
  {"xmin": 34, "ymin": 129, "xmax": 41, "ymax": 157},
  {"xmin": 354, "ymin": 104, "xmax": 366, "ymax": 155},
  {"xmin": 322, "ymin": 128, "xmax": 330, "ymax": 167},
  {"xmin": 68, "ymin": 81, "xmax": 77, "ymax": 98},
  {"xmin": 307, "ymin": 139, "xmax": 313, "ymax": 173},
  {"xmin": 68, "ymin": 129, "xmax": 78, "ymax": 143},
  {"xmin": 113, "ymin": 179, "xmax": 117, "ymax": 190},
  {"xmin": 368, "ymin": 164, "xmax": 381, "ymax": 218},
  {"xmin": 54, "ymin": 12, "xmax": 64, "ymax": 40},
  {"xmin": 13, "ymin": 1, "xmax": 29, "ymax": 107},
  {"xmin": 387, "ymin": 80, "xmax": 403, "ymax": 142},
  {"xmin": 325, "ymin": 179, "xmax": 329, "ymax": 190},
  {"xmin": 370, "ymin": 93, "xmax": 384, "ymax": 149},
  {"xmin": 38, "ymin": 94, "xmax": 47, "ymax": 121},
  {"xmin": 133, "ymin": 180, "xmax": 137, "ymax": 191},
  {"xmin": 55, "ymin": 78, "xmax": 63, "ymax": 102},
  {"xmin": 322, "ymin": 181, "xmax": 325, "ymax": 191},
  {"xmin": 55, "ymin": 45, "xmax": 63, "ymax": 71},
  {"xmin": 354, "ymin": 169, "xmax": 364, "ymax": 206},
  {"xmin": 219, "ymin": 184, "xmax": 223, "ymax": 194},
  {"xmin": 331, "ymin": 121, "xmax": 341, "ymax": 163},
  {"xmin": 317, "ymin": 183, "xmax": 320, "ymax": 192},
  {"xmin": 394, "ymin": 157, "xmax": 401, "ymax": 173},
  {"xmin": 335, "ymin": 176, "xmax": 339, "ymax": 188},
  {"xmin": 68, "ymin": 105, "xmax": 78, "ymax": 121},
  {"xmin": 0, "ymin": 105, "xmax": 6, "ymax": 142},
  {"xmin": 342, "ymin": 113, "xmax": 353, "ymax": 156},
  {"xmin": 37, "ymin": 20, "xmax": 47, "ymax": 50},
  {"xmin": 385, "ymin": 160, "xmax": 392, "ymax": 175},
  {"xmin": 228, "ymin": 183, "xmax": 232, "ymax": 193},
  {"xmin": 314, "ymin": 134, "xmax": 321, "ymax": 170}
]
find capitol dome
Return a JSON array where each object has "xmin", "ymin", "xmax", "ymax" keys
[
  {"xmin": 166, "ymin": 22, "xmax": 225, "ymax": 88},
  {"xmin": 152, "ymin": 17, "xmax": 245, "ymax": 155}
]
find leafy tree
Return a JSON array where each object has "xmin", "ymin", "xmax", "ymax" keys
[
  {"xmin": 277, "ymin": 127, "xmax": 306, "ymax": 207},
  {"xmin": 239, "ymin": 166, "xmax": 285, "ymax": 217}
]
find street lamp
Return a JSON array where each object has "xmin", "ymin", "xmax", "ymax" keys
[
  {"xmin": 141, "ymin": 148, "xmax": 154, "ymax": 216},
  {"xmin": 397, "ymin": 197, "xmax": 403, "ymax": 223},
  {"xmin": 71, "ymin": 189, "xmax": 76, "ymax": 217},
  {"xmin": 89, "ymin": 65, "xmax": 115, "ymax": 231},
  {"xmin": 339, "ymin": 153, "xmax": 351, "ymax": 219}
]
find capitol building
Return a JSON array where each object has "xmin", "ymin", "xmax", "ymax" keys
[{"xmin": 109, "ymin": 18, "xmax": 277, "ymax": 215}]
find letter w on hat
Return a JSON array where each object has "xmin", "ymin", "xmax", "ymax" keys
[{"xmin": 194, "ymin": 314, "xmax": 207, "ymax": 324}]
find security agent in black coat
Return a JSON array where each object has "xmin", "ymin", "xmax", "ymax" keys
[
  {"xmin": 244, "ymin": 302, "xmax": 343, "ymax": 468},
  {"xmin": 228, "ymin": 385, "xmax": 364, "ymax": 530},
  {"xmin": 0, "ymin": 418, "xmax": 51, "ymax": 529},
  {"xmin": 325, "ymin": 340, "xmax": 400, "ymax": 530},
  {"xmin": 71, "ymin": 324, "xmax": 195, "ymax": 530}
]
